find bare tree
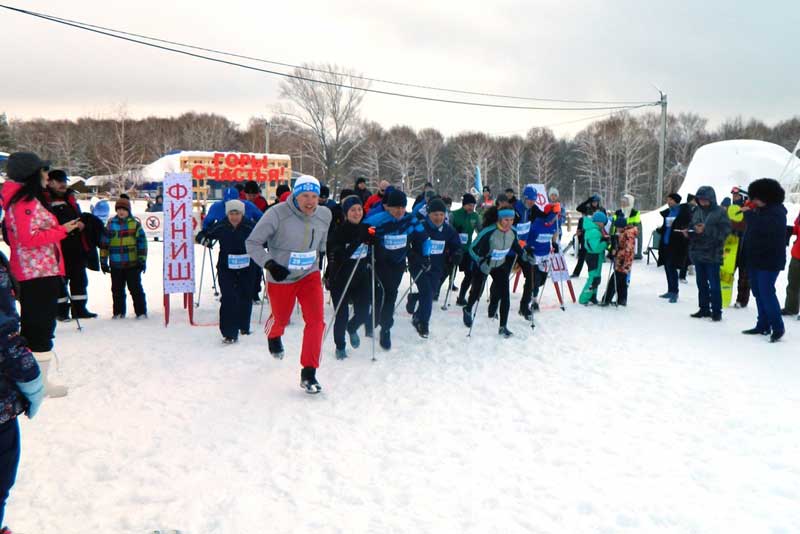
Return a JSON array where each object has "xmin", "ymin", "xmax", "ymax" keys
[
  {"xmin": 385, "ymin": 126, "xmax": 421, "ymax": 193},
  {"xmin": 619, "ymin": 114, "xmax": 650, "ymax": 198},
  {"xmin": 527, "ymin": 127, "xmax": 556, "ymax": 186},
  {"xmin": 350, "ymin": 121, "xmax": 387, "ymax": 188},
  {"xmin": 418, "ymin": 128, "xmax": 444, "ymax": 185},
  {"xmin": 499, "ymin": 135, "xmax": 527, "ymax": 193},
  {"xmin": 95, "ymin": 106, "xmax": 143, "ymax": 194},
  {"xmin": 451, "ymin": 132, "xmax": 492, "ymax": 192},
  {"xmin": 279, "ymin": 63, "xmax": 369, "ymax": 185}
]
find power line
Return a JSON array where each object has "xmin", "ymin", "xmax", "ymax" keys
[
  {"xmin": 489, "ymin": 106, "xmax": 654, "ymax": 136},
  {"xmin": 0, "ymin": 3, "xmax": 659, "ymax": 112}
]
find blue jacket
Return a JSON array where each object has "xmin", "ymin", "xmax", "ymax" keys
[
  {"xmin": 527, "ymin": 214, "xmax": 558, "ymax": 257},
  {"xmin": 203, "ymin": 188, "xmax": 262, "ymax": 230},
  {"xmin": 364, "ymin": 210, "xmax": 428, "ymax": 265},
  {"xmin": 205, "ymin": 218, "xmax": 258, "ymax": 272},
  {"xmin": 513, "ymin": 200, "xmax": 544, "ymax": 250},
  {"xmin": 409, "ymin": 218, "xmax": 463, "ymax": 274},
  {"xmin": 742, "ymin": 203, "xmax": 788, "ymax": 271},
  {"xmin": 0, "ymin": 252, "xmax": 42, "ymax": 424}
]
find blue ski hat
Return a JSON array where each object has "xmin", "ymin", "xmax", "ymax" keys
[
  {"xmin": 523, "ymin": 185, "xmax": 538, "ymax": 201},
  {"xmin": 293, "ymin": 175, "xmax": 321, "ymax": 197},
  {"xmin": 592, "ymin": 211, "xmax": 608, "ymax": 224}
]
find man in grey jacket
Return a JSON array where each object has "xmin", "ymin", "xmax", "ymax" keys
[
  {"xmin": 246, "ymin": 175, "xmax": 332, "ymax": 394},
  {"xmin": 679, "ymin": 186, "xmax": 731, "ymax": 321}
]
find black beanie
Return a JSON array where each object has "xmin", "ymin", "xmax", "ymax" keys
[
  {"xmin": 427, "ymin": 198, "xmax": 447, "ymax": 214},
  {"xmin": 385, "ymin": 189, "xmax": 407, "ymax": 208},
  {"xmin": 462, "ymin": 193, "xmax": 477, "ymax": 205},
  {"xmin": 320, "ymin": 185, "xmax": 330, "ymax": 199},
  {"xmin": 668, "ymin": 193, "xmax": 682, "ymax": 204}
]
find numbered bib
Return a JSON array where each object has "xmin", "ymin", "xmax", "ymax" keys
[
  {"xmin": 665, "ymin": 216, "xmax": 676, "ymax": 228},
  {"xmin": 490, "ymin": 248, "xmax": 510, "ymax": 261},
  {"xmin": 350, "ymin": 244, "xmax": 368, "ymax": 260},
  {"xmin": 288, "ymin": 250, "xmax": 317, "ymax": 270},
  {"xmin": 459, "ymin": 233, "xmax": 468, "ymax": 244},
  {"xmin": 227, "ymin": 254, "xmax": 251, "ymax": 270},
  {"xmin": 515, "ymin": 221, "xmax": 531, "ymax": 235},
  {"xmin": 429, "ymin": 240, "xmax": 445, "ymax": 255},
  {"xmin": 384, "ymin": 234, "xmax": 408, "ymax": 251}
]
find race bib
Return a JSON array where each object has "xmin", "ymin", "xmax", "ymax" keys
[
  {"xmin": 227, "ymin": 254, "xmax": 251, "ymax": 270},
  {"xmin": 384, "ymin": 234, "xmax": 408, "ymax": 250},
  {"xmin": 350, "ymin": 244, "xmax": 368, "ymax": 260},
  {"xmin": 459, "ymin": 233, "xmax": 468, "ymax": 244},
  {"xmin": 288, "ymin": 250, "xmax": 317, "ymax": 270},
  {"xmin": 515, "ymin": 222, "xmax": 531, "ymax": 235},
  {"xmin": 429, "ymin": 240, "xmax": 445, "ymax": 255},
  {"xmin": 666, "ymin": 216, "xmax": 676, "ymax": 228},
  {"xmin": 490, "ymin": 248, "xmax": 510, "ymax": 261}
]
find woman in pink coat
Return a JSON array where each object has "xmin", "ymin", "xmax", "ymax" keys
[{"xmin": 1, "ymin": 152, "xmax": 80, "ymax": 397}]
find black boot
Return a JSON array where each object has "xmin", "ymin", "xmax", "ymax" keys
[
  {"xmin": 690, "ymin": 310, "xmax": 711, "ymax": 318},
  {"xmin": 770, "ymin": 330, "xmax": 785, "ymax": 343},
  {"xmin": 268, "ymin": 337, "xmax": 284, "ymax": 359},
  {"xmin": 742, "ymin": 327, "xmax": 769, "ymax": 335},
  {"xmin": 414, "ymin": 319, "xmax": 429, "ymax": 339},
  {"xmin": 462, "ymin": 306, "xmax": 473, "ymax": 327},
  {"xmin": 498, "ymin": 326, "xmax": 514, "ymax": 338},
  {"xmin": 405, "ymin": 294, "xmax": 418, "ymax": 314},
  {"xmin": 300, "ymin": 367, "xmax": 322, "ymax": 394},
  {"xmin": 379, "ymin": 329, "xmax": 391, "ymax": 350}
]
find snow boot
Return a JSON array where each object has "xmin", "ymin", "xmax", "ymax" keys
[
  {"xmin": 136, "ymin": 314, "xmax": 148, "ymax": 320},
  {"xmin": 335, "ymin": 348, "xmax": 348, "ymax": 360},
  {"xmin": 222, "ymin": 337, "xmax": 237, "ymax": 345},
  {"xmin": 462, "ymin": 306, "xmax": 473, "ymax": 327},
  {"xmin": 413, "ymin": 319, "xmax": 429, "ymax": 339},
  {"xmin": 72, "ymin": 309, "xmax": 98, "ymax": 319},
  {"xmin": 347, "ymin": 327, "xmax": 361, "ymax": 349},
  {"xmin": 455, "ymin": 297, "xmax": 468, "ymax": 307},
  {"xmin": 406, "ymin": 293, "xmax": 418, "ymax": 314},
  {"xmin": 519, "ymin": 308, "xmax": 532, "ymax": 321},
  {"xmin": 658, "ymin": 292, "xmax": 672, "ymax": 299},
  {"xmin": 379, "ymin": 329, "xmax": 391, "ymax": 350},
  {"xmin": 669, "ymin": 294, "xmax": 678, "ymax": 303},
  {"xmin": 32, "ymin": 352, "xmax": 68, "ymax": 398},
  {"xmin": 240, "ymin": 329, "xmax": 252, "ymax": 336},
  {"xmin": 498, "ymin": 326, "xmax": 514, "ymax": 339},
  {"xmin": 300, "ymin": 367, "xmax": 322, "ymax": 394},
  {"xmin": 690, "ymin": 309, "xmax": 711, "ymax": 319},
  {"xmin": 770, "ymin": 330, "xmax": 785, "ymax": 343},
  {"xmin": 112, "ymin": 314, "xmax": 125, "ymax": 319},
  {"xmin": 268, "ymin": 337, "xmax": 285, "ymax": 359},
  {"xmin": 742, "ymin": 327, "xmax": 769, "ymax": 335},
  {"xmin": 711, "ymin": 313, "xmax": 722, "ymax": 322}
]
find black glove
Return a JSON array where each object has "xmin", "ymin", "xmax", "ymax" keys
[
  {"xmin": 139, "ymin": 262, "xmax": 146, "ymax": 274},
  {"xmin": 101, "ymin": 262, "xmax": 110, "ymax": 275},
  {"xmin": 359, "ymin": 225, "xmax": 376, "ymax": 245},
  {"xmin": 265, "ymin": 260, "xmax": 290, "ymax": 282},
  {"xmin": 451, "ymin": 250, "xmax": 464, "ymax": 268}
]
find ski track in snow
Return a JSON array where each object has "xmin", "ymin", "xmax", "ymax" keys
[{"xmin": 5, "ymin": 240, "xmax": 800, "ymax": 534}]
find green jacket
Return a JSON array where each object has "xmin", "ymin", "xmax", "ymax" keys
[
  {"xmin": 583, "ymin": 217, "xmax": 606, "ymax": 255},
  {"xmin": 450, "ymin": 207, "xmax": 481, "ymax": 249}
]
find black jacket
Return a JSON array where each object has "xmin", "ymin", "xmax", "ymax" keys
[
  {"xmin": 325, "ymin": 221, "xmax": 370, "ymax": 287},
  {"xmin": 742, "ymin": 203, "xmax": 788, "ymax": 272},
  {"xmin": 205, "ymin": 219, "xmax": 257, "ymax": 272},
  {"xmin": 657, "ymin": 203, "xmax": 692, "ymax": 267}
]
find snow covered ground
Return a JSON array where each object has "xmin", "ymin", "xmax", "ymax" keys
[{"xmin": 5, "ymin": 238, "xmax": 800, "ymax": 534}]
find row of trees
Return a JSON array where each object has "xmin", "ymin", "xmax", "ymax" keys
[{"xmin": 2, "ymin": 63, "xmax": 799, "ymax": 209}]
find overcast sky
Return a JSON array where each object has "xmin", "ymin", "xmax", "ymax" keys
[{"xmin": 1, "ymin": 0, "xmax": 798, "ymax": 137}]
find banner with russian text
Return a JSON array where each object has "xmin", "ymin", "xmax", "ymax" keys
[{"xmin": 163, "ymin": 173, "xmax": 195, "ymax": 294}]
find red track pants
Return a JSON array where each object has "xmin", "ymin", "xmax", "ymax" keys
[{"xmin": 265, "ymin": 271, "xmax": 325, "ymax": 368}]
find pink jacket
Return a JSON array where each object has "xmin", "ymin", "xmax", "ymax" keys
[{"xmin": 1, "ymin": 181, "xmax": 67, "ymax": 282}]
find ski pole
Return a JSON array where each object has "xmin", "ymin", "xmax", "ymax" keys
[
  {"xmin": 441, "ymin": 265, "xmax": 456, "ymax": 311},
  {"xmin": 369, "ymin": 231, "xmax": 377, "ymax": 362},
  {"xmin": 467, "ymin": 274, "xmax": 488, "ymax": 338},
  {"xmin": 393, "ymin": 267, "xmax": 427, "ymax": 314},
  {"xmin": 529, "ymin": 263, "xmax": 536, "ymax": 331},
  {"xmin": 321, "ymin": 254, "xmax": 364, "ymax": 345},
  {"xmin": 208, "ymin": 245, "xmax": 219, "ymax": 297},
  {"xmin": 62, "ymin": 279, "xmax": 82, "ymax": 332},
  {"xmin": 196, "ymin": 245, "xmax": 207, "ymax": 307}
]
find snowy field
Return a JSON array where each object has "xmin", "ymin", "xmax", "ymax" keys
[{"xmin": 5, "ymin": 237, "xmax": 800, "ymax": 534}]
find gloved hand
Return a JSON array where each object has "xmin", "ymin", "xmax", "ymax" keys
[
  {"xmin": 17, "ymin": 374, "xmax": 45, "ymax": 419},
  {"xmin": 521, "ymin": 251, "xmax": 536, "ymax": 265},
  {"xmin": 360, "ymin": 225, "xmax": 377, "ymax": 245},
  {"xmin": 139, "ymin": 262, "xmax": 147, "ymax": 274},
  {"xmin": 101, "ymin": 261, "xmax": 110, "ymax": 275},
  {"xmin": 479, "ymin": 261, "xmax": 491, "ymax": 275},
  {"xmin": 195, "ymin": 231, "xmax": 207, "ymax": 245},
  {"xmin": 265, "ymin": 260, "xmax": 290, "ymax": 282},
  {"xmin": 451, "ymin": 250, "xmax": 464, "ymax": 268}
]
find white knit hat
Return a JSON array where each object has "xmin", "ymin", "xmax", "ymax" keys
[
  {"xmin": 225, "ymin": 199, "xmax": 245, "ymax": 214},
  {"xmin": 548, "ymin": 187, "xmax": 559, "ymax": 197},
  {"xmin": 293, "ymin": 175, "xmax": 321, "ymax": 197}
]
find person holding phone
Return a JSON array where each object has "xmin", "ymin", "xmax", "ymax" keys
[{"xmin": 0, "ymin": 152, "xmax": 76, "ymax": 398}]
